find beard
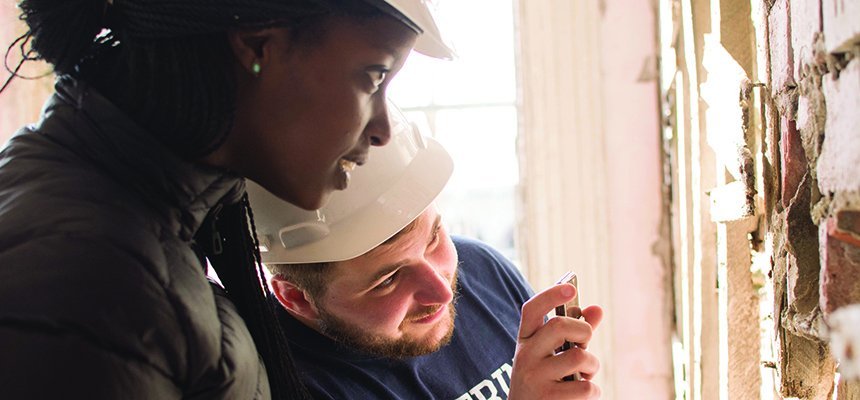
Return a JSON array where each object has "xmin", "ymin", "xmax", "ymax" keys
[{"xmin": 316, "ymin": 271, "xmax": 460, "ymax": 359}]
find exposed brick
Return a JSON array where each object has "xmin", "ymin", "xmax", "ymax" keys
[
  {"xmin": 781, "ymin": 118, "xmax": 807, "ymax": 207},
  {"xmin": 832, "ymin": 209, "xmax": 860, "ymax": 247},
  {"xmin": 769, "ymin": 0, "xmax": 795, "ymax": 96},
  {"xmin": 776, "ymin": 227, "xmax": 837, "ymax": 398},
  {"xmin": 778, "ymin": 331, "xmax": 836, "ymax": 397},
  {"xmin": 819, "ymin": 218, "xmax": 860, "ymax": 315},
  {"xmin": 823, "ymin": 0, "xmax": 860, "ymax": 53},
  {"xmin": 797, "ymin": 94, "xmax": 811, "ymax": 131},
  {"xmin": 786, "ymin": 252, "xmax": 820, "ymax": 314},
  {"xmin": 795, "ymin": 33, "xmax": 827, "ymax": 165},
  {"xmin": 785, "ymin": 175, "xmax": 820, "ymax": 314},
  {"xmin": 790, "ymin": 0, "xmax": 822, "ymax": 80},
  {"xmin": 837, "ymin": 377, "xmax": 860, "ymax": 399},
  {"xmin": 818, "ymin": 60, "xmax": 860, "ymax": 193}
]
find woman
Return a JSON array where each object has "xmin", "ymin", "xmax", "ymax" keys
[{"xmin": 0, "ymin": 0, "xmax": 452, "ymax": 399}]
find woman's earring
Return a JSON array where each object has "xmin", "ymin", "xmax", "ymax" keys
[{"xmin": 251, "ymin": 61, "xmax": 261, "ymax": 77}]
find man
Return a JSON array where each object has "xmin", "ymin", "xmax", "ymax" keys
[{"xmin": 247, "ymin": 112, "xmax": 602, "ymax": 399}]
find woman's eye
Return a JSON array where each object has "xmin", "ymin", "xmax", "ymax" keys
[{"xmin": 368, "ymin": 70, "xmax": 388, "ymax": 89}]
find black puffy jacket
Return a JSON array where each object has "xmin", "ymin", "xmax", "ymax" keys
[{"xmin": 0, "ymin": 76, "xmax": 269, "ymax": 399}]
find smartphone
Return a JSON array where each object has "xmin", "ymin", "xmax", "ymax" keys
[{"xmin": 554, "ymin": 271, "xmax": 582, "ymax": 381}]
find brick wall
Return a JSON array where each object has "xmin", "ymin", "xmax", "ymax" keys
[
  {"xmin": 763, "ymin": 0, "xmax": 858, "ymax": 397},
  {"xmin": 660, "ymin": 0, "xmax": 860, "ymax": 398}
]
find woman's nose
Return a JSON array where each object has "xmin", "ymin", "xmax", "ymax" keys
[
  {"xmin": 413, "ymin": 262, "xmax": 454, "ymax": 306},
  {"xmin": 364, "ymin": 98, "xmax": 392, "ymax": 146}
]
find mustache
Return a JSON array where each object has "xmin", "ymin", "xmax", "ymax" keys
[
  {"xmin": 405, "ymin": 271, "xmax": 461, "ymax": 322},
  {"xmin": 407, "ymin": 305, "xmax": 444, "ymax": 321}
]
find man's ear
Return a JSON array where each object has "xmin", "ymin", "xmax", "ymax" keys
[
  {"xmin": 270, "ymin": 276, "xmax": 320, "ymax": 320},
  {"xmin": 227, "ymin": 27, "xmax": 289, "ymax": 77}
]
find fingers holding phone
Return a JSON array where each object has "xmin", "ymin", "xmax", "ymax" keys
[{"xmin": 509, "ymin": 272, "xmax": 602, "ymax": 399}]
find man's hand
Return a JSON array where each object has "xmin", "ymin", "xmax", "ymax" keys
[{"xmin": 508, "ymin": 283, "xmax": 603, "ymax": 400}]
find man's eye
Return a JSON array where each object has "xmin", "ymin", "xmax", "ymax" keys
[
  {"xmin": 374, "ymin": 271, "xmax": 398, "ymax": 290},
  {"xmin": 430, "ymin": 225, "xmax": 441, "ymax": 245}
]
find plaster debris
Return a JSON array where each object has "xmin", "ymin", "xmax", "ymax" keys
[{"xmin": 828, "ymin": 304, "xmax": 860, "ymax": 380}]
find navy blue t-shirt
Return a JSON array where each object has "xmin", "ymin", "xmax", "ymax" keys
[{"xmin": 280, "ymin": 236, "xmax": 534, "ymax": 400}]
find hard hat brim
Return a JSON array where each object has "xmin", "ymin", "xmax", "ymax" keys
[
  {"xmin": 257, "ymin": 137, "xmax": 453, "ymax": 265},
  {"xmin": 365, "ymin": 0, "xmax": 456, "ymax": 60}
]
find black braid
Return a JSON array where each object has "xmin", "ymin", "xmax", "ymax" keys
[
  {"xmin": 88, "ymin": 32, "xmax": 239, "ymax": 159},
  {"xmin": 205, "ymin": 195, "xmax": 311, "ymax": 400},
  {"xmin": 11, "ymin": 0, "xmax": 389, "ymax": 157},
  {"xmin": 17, "ymin": 0, "xmax": 106, "ymax": 74},
  {"xmin": 116, "ymin": 0, "xmax": 330, "ymax": 38},
  {"xmin": 242, "ymin": 193, "xmax": 271, "ymax": 298}
]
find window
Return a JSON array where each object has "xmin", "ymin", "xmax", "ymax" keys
[{"xmin": 388, "ymin": 0, "xmax": 520, "ymax": 262}]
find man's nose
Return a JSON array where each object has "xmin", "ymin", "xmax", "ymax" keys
[
  {"xmin": 413, "ymin": 261, "xmax": 454, "ymax": 306},
  {"xmin": 363, "ymin": 97, "xmax": 392, "ymax": 146}
]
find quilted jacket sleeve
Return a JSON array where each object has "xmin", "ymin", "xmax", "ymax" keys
[
  {"xmin": 0, "ymin": 325, "xmax": 182, "ymax": 399},
  {"xmin": 0, "ymin": 234, "xmax": 186, "ymax": 399}
]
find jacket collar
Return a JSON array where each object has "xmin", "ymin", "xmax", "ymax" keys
[{"xmin": 43, "ymin": 75, "xmax": 245, "ymax": 241}]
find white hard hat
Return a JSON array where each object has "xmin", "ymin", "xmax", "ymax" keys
[
  {"xmin": 371, "ymin": 0, "xmax": 456, "ymax": 60},
  {"xmin": 247, "ymin": 105, "xmax": 454, "ymax": 264}
]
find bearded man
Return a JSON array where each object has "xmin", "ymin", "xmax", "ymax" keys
[{"xmin": 249, "ymin": 120, "xmax": 602, "ymax": 400}]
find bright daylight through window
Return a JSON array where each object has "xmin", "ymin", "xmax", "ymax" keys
[{"xmin": 388, "ymin": 0, "xmax": 519, "ymax": 263}]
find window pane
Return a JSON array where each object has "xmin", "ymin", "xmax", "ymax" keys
[
  {"xmin": 432, "ymin": 107, "xmax": 519, "ymax": 261},
  {"xmin": 388, "ymin": 0, "xmax": 519, "ymax": 263},
  {"xmin": 388, "ymin": 0, "xmax": 517, "ymax": 107},
  {"xmin": 433, "ymin": 107, "xmax": 519, "ymax": 189}
]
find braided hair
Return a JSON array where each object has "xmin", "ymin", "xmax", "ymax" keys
[
  {"xmin": 12, "ymin": 1, "xmax": 391, "ymax": 399},
  {"xmin": 199, "ymin": 194, "xmax": 312, "ymax": 400},
  {"xmin": 15, "ymin": 0, "xmax": 386, "ymax": 158}
]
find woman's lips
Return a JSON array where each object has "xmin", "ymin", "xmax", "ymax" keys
[
  {"xmin": 339, "ymin": 159, "xmax": 357, "ymax": 173},
  {"xmin": 334, "ymin": 159, "xmax": 358, "ymax": 190}
]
